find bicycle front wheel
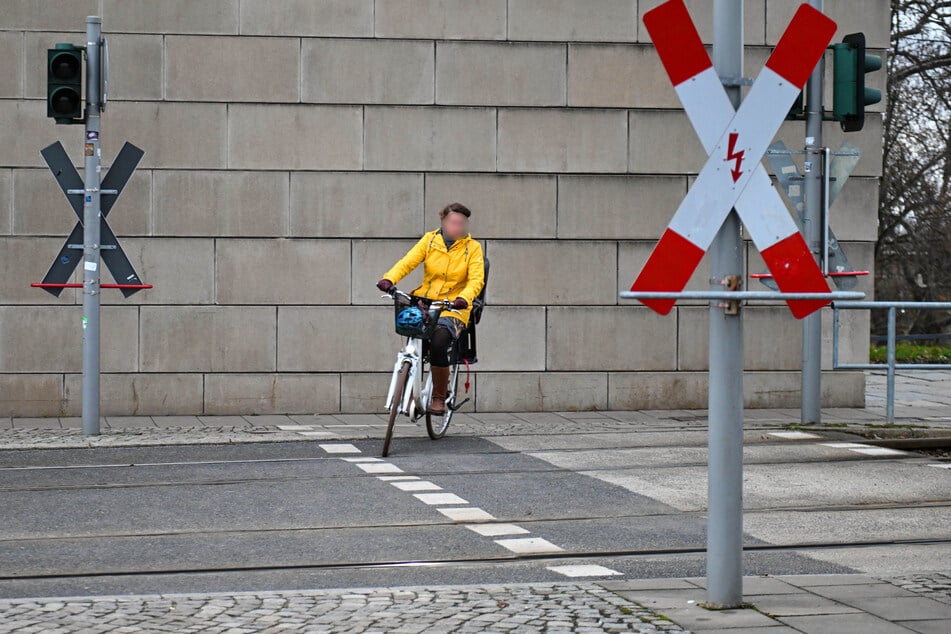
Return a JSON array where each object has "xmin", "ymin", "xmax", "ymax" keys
[
  {"xmin": 383, "ymin": 360, "xmax": 411, "ymax": 457},
  {"xmin": 426, "ymin": 363, "xmax": 460, "ymax": 440}
]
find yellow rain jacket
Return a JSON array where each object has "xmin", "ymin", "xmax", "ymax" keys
[{"xmin": 383, "ymin": 229, "xmax": 485, "ymax": 326}]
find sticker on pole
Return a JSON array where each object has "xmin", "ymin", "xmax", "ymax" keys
[{"xmin": 630, "ymin": 0, "xmax": 837, "ymax": 319}]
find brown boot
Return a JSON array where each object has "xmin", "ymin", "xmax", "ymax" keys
[{"xmin": 429, "ymin": 366, "xmax": 450, "ymax": 415}]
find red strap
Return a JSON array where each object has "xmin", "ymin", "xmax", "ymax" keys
[{"xmin": 464, "ymin": 359, "xmax": 471, "ymax": 393}]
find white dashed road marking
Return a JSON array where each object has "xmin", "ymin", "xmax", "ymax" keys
[
  {"xmin": 769, "ymin": 431, "xmax": 821, "ymax": 440},
  {"xmin": 495, "ymin": 537, "xmax": 563, "ymax": 555},
  {"xmin": 547, "ymin": 564, "xmax": 622, "ymax": 578},
  {"xmin": 391, "ymin": 480, "xmax": 443, "ymax": 492},
  {"xmin": 378, "ymin": 475, "xmax": 419, "ymax": 481},
  {"xmin": 414, "ymin": 493, "xmax": 468, "ymax": 506},
  {"xmin": 356, "ymin": 463, "xmax": 403, "ymax": 474},
  {"xmin": 820, "ymin": 441, "xmax": 908, "ymax": 457},
  {"xmin": 319, "ymin": 443, "xmax": 361, "ymax": 454},
  {"xmin": 465, "ymin": 524, "xmax": 530, "ymax": 537},
  {"xmin": 929, "ymin": 464, "xmax": 951, "ymax": 469},
  {"xmin": 850, "ymin": 446, "xmax": 907, "ymax": 456},
  {"xmin": 278, "ymin": 425, "xmax": 339, "ymax": 438},
  {"xmin": 437, "ymin": 507, "xmax": 495, "ymax": 522}
]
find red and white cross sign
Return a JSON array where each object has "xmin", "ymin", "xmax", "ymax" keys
[{"xmin": 630, "ymin": 0, "xmax": 837, "ymax": 319}]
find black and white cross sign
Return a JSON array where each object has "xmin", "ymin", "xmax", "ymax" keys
[{"xmin": 38, "ymin": 140, "xmax": 146, "ymax": 298}]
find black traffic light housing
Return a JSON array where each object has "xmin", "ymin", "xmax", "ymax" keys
[
  {"xmin": 832, "ymin": 32, "xmax": 883, "ymax": 132},
  {"xmin": 47, "ymin": 43, "xmax": 84, "ymax": 124}
]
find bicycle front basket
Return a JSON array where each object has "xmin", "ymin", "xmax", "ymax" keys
[{"xmin": 394, "ymin": 298, "xmax": 440, "ymax": 338}]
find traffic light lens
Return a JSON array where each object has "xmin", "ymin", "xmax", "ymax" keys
[
  {"xmin": 51, "ymin": 88, "xmax": 80, "ymax": 115},
  {"xmin": 51, "ymin": 54, "xmax": 80, "ymax": 80}
]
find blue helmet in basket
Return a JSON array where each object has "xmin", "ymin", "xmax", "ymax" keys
[{"xmin": 396, "ymin": 306, "xmax": 425, "ymax": 332}]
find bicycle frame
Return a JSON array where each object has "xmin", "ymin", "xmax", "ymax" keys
[
  {"xmin": 383, "ymin": 289, "xmax": 459, "ymax": 420},
  {"xmin": 384, "ymin": 335, "xmax": 432, "ymax": 420}
]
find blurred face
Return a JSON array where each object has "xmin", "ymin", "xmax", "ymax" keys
[{"xmin": 441, "ymin": 211, "xmax": 469, "ymax": 240}]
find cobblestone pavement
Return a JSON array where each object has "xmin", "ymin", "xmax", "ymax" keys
[
  {"xmin": 0, "ymin": 583, "xmax": 687, "ymax": 634},
  {"xmin": 3, "ymin": 575, "xmax": 950, "ymax": 633},
  {"xmin": 0, "ymin": 424, "xmax": 310, "ymax": 449},
  {"xmin": 886, "ymin": 572, "xmax": 951, "ymax": 605}
]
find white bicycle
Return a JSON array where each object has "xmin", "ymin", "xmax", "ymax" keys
[{"xmin": 381, "ymin": 289, "xmax": 472, "ymax": 457}]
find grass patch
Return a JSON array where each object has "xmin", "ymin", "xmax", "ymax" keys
[
  {"xmin": 699, "ymin": 601, "xmax": 758, "ymax": 611},
  {"xmin": 784, "ymin": 423, "xmax": 849, "ymax": 431},
  {"xmin": 862, "ymin": 423, "xmax": 928, "ymax": 430},
  {"xmin": 870, "ymin": 343, "xmax": 951, "ymax": 364}
]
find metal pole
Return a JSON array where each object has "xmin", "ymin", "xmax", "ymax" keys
[
  {"xmin": 832, "ymin": 306, "xmax": 840, "ymax": 369},
  {"xmin": 886, "ymin": 306, "xmax": 896, "ymax": 423},
  {"xmin": 707, "ymin": 0, "xmax": 744, "ymax": 609},
  {"xmin": 821, "ymin": 147, "xmax": 832, "ymax": 276},
  {"xmin": 81, "ymin": 16, "xmax": 102, "ymax": 436},
  {"xmin": 801, "ymin": 0, "xmax": 825, "ymax": 424}
]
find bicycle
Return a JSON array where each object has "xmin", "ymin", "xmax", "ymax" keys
[{"xmin": 380, "ymin": 288, "xmax": 473, "ymax": 457}]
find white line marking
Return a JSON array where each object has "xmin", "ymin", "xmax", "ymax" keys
[
  {"xmin": 342, "ymin": 457, "xmax": 382, "ymax": 463},
  {"xmin": 378, "ymin": 475, "xmax": 419, "ymax": 481},
  {"xmin": 391, "ymin": 481, "xmax": 443, "ymax": 492},
  {"xmin": 414, "ymin": 493, "xmax": 468, "ymax": 506},
  {"xmin": 319, "ymin": 443, "xmax": 361, "ymax": 454},
  {"xmin": 928, "ymin": 464, "xmax": 951, "ymax": 470},
  {"xmin": 769, "ymin": 431, "xmax": 821, "ymax": 440},
  {"xmin": 548, "ymin": 564, "xmax": 622, "ymax": 578},
  {"xmin": 465, "ymin": 524, "xmax": 530, "ymax": 537},
  {"xmin": 437, "ymin": 507, "xmax": 495, "ymax": 522},
  {"xmin": 356, "ymin": 463, "xmax": 403, "ymax": 474},
  {"xmin": 495, "ymin": 537, "xmax": 563, "ymax": 555},
  {"xmin": 298, "ymin": 431, "xmax": 337, "ymax": 437},
  {"xmin": 277, "ymin": 425, "xmax": 316, "ymax": 431},
  {"xmin": 324, "ymin": 424, "xmax": 416, "ymax": 428},
  {"xmin": 820, "ymin": 442, "xmax": 870, "ymax": 449},
  {"xmin": 850, "ymin": 447, "xmax": 907, "ymax": 456}
]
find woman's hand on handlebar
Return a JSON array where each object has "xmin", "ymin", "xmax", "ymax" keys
[{"xmin": 377, "ymin": 279, "xmax": 393, "ymax": 293}]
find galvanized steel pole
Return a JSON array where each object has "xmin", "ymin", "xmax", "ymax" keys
[
  {"xmin": 82, "ymin": 16, "xmax": 103, "ymax": 436},
  {"xmin": 707, "ymin": 0, "xmax": 745, "ymax": 608},
  {"xmin": 801, "ymin": 0, "xmax": 826, "ymax": 424}
]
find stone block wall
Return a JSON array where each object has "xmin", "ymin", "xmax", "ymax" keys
[{"xmin": 0, "ymin": 0, "xmax": 886, "ymax": 415}]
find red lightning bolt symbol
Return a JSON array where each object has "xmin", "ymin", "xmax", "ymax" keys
[{"xmin": 726, "ymin": 132, "xmax": 744, "ymax": 183}]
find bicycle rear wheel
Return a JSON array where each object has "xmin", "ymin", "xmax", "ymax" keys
[
  {"xmin": 383, "ymin": 361, "xmax": 411, "ymax": 457},
  {"xmin": 426, "ymin": 362, "xmax": 460, "ymax": 440}
]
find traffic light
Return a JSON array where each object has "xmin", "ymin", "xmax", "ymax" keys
[
  {"xmin": 47, "ymin": 43, "xmax": 84, "ymax": 124},
  {"xmin": 831, "ymin": 32, "xmax": 882, "ymax": 132}
]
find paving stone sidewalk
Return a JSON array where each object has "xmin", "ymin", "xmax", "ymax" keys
[
  {"xmin": 3, "ymin": 575, "xmax": 951, "ymax": 633},
  {"xmin": 604, "ymin": 573, "xmax": 951, "ymax": 633},
  {"xmin": 888, "ymin": 572, "xmax": 951, "ymax": 605},
  {"xmin": 0, "ymin": 583, "xmax": 687, "ymax": 634}
]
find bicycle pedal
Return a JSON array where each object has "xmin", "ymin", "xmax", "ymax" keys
[{"xmin": 451, "ymin": 397, "xmax": 471, "ymax": 411}]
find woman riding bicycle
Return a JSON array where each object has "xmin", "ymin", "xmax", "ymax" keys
[{"xmin": 377, "ymin": 202, "xmax": 485, "ymax": 415}]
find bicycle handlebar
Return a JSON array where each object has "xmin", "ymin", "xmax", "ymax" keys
[{"xmin": 381, "ymin": 288, "xmax": 462, "ymax": 314}]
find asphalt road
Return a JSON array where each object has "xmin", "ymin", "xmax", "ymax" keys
[{"xmin": 1, "ymin": 427, "xmax": 948, "ymax": 599}]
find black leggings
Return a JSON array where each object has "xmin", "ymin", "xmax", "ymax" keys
[{"xmin": 428, "ymin": 326, "xmax": 455, "ymax": 368}]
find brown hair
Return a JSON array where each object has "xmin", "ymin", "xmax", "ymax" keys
[{"xmin": 439, "ymin": 202, "xmax": 471, "ymax": 219}]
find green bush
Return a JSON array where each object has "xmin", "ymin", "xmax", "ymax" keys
[{"xmin": 869, "ymin": 342, "xmax": 951, "ymax": 364}]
